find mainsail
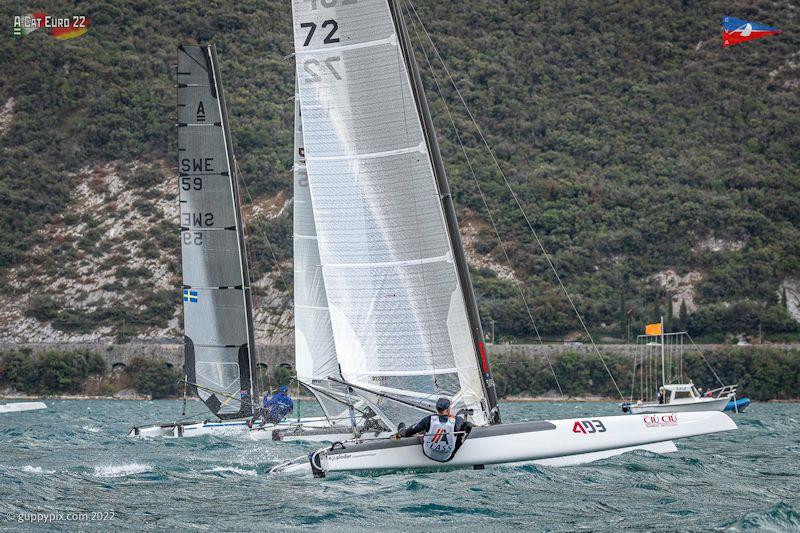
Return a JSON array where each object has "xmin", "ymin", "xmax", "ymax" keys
[
  {"xmin": 293, "ymin": 89, "xmax": 349, "ymax": 420},
  {"xmin": 291, "ymin": 0, "xmax": 498, "ymax": 428},
  {"xmin": 177, "ymin": 45, "xmax": 258, "ymax": 419}
]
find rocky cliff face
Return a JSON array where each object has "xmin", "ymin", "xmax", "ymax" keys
[
  {"xmin": 779, "ymin": 278, "xmax": 800, "ymax": 323},
  {"xmin": 0, "ymin": 161, "xmax": 512, "ymax": 344},
  {"xmin": 0, "ymin": 160, "xmax": 298, "ymax": 344}
]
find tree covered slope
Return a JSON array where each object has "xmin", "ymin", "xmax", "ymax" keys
[{"xmin": 0, "ymin": 1, "xmax": 797, "ymax": 342}]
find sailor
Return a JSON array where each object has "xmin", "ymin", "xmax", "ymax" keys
[
  {"xmin": 256, "ymin": 385, "xmax": 294, "ymax": 427},
  {"xmin": 391, "ymin": 397, "xmax": 472, "ymax": 462}
]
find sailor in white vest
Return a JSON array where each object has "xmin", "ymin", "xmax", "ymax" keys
[{"xmin": 391, "ymin": 397, "xmax": 473, "ymax": 462}]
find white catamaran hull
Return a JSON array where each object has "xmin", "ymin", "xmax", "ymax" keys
[
  {"xmin": 128, "ymin": 416, "xmax": 341, "ymax": 439},
  {"xmin": 272, "ymin": 411, "xmax": 735, "ymax": 476},
  {"xmin": 276, "ymin": 440, "xmax": 679, "ymax": 475},
  {"xmin": 272, "ymin": 426, "xmax": 393, "ymax": 443},
  {"xmin": 629, "ymin": 396, "xmax": 731, "ymax": 415},
  {"xmin": 0, "ymin": 402, "xmax": 47, "ymax": 414}
]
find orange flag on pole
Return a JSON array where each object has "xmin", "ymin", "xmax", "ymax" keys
[{"xmin": 645, "ymin": 323, "xmax": 662, "ymax": 336}]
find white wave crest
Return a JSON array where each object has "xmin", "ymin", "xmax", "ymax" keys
[
  {"xmin": 82, "ymin": 425, "xmax": 101, "ymax": 433},
  {"xmin": 203, "ymin": 466, "xmax": 257, "ymax": 477},
  {"xmin": 93, "ymin": 463, "xmax": 152, "ymax": 478},
  {"xmin": 20, "ymin": 465, "xmax": 56, "ymax": 475}
]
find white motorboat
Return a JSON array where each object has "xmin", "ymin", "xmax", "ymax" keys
[
  {"xmin": 622, "ymin": 320, "xmax": 737, "ymax": 414},
  {"xmin": 0, "ymin": 401, "xmax": 47, "ymax": 414},
  {"xmin": 627, "ymin": 384, "xmax": 733, "ymax": 415}
]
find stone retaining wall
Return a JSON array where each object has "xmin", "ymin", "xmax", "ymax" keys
[
  {"xmin": 488, "ymin": 342, "xmax": 799, "ymax": 358},
  {"xmin": 0, "ymin": 342, "xmax": 293, "ymax": 371},
  {"xmin": 2, "ymin": 342, "xmax": 797, "ymax": 373}
]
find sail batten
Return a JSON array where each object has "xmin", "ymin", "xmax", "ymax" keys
[
  {"xmin": 178, "ymin": 45, "xmax": 257, "ymax": 420},
  {"xmin": 346, "ymin": 366, "xmax": 475, "ymax": 377},
  {"xmin": 305, "ymin": 143, "xmax": 426, "ymax": 162},
  {"xmin": 325, "ymin": 254, "xmax": 450, "ymax": 269},
  {"xmin": 295, "ymin": 35, "xmax": 395, "ymax": 55},
  {"xmin": 291, "ymin": 0, "xmax": 489, "ymax": 428}
]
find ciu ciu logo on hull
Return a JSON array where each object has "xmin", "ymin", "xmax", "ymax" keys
[{"xmin": 642, "ymin": 413, "xmax": 678, "ymax": 428}]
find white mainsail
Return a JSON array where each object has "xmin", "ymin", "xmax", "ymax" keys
[
  {"xmin": 291, "ymin": 0, "xmax": 488, "ymax": 428},
  {"xmin": 293, "ymin": 90, "xmax": 350, "ymax": 420}
]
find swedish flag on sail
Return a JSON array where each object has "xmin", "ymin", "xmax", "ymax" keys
[{"xmin": 183, "ymin": 289, "xmax": 198, "ymax": 303}]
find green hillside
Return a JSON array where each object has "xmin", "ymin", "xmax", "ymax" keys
[{"xmin": 0, "ymin": 1, "xmax": 798, "ymax": 342}]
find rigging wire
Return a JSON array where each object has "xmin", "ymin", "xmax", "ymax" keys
[
  {"xmin": 234, "ymin": 158, "xmax": 291, "ymax": 297},
  {"xmin": 404, "ymin": 2, "xmax": 563, "ymax": 397},
  {"xmin": 628, "ymin": 348, "xmax": 637, "ymax": 402},
  {"xmin": 686, "ymin": 333, "xmax": 726, "ymax": 388},
  {"xmin": 234, "ymin": 155, "xmax": 290, "ymax": 395},
  {"xmin": 406, "ymin": 0, "xmax": 624, "ymax": 400}
]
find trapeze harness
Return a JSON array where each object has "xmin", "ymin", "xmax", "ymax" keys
[{"xmin": 422, "ymin": 415, "xmax": 459, "ymax": 462}]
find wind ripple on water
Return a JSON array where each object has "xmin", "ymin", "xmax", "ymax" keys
[{"xmin": 1, "ymin": 400, "xmax": 799, "ymax": 531}]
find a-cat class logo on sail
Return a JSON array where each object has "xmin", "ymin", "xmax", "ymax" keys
[
  {"xmin": 722, "ymin": 16, "xmax": 782, "ymax": 47},
  {"xmin": 12, "ymin": 12, "xmax": 89, "ymax": 40}
]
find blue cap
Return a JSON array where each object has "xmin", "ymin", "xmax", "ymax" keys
[
  {"xmin": 435, "ymin": 397, "xmax": 451, "ymax": 411},
  {"xmin": 279, "ymin": 385, "xmax": 288, "ymax": 393}
]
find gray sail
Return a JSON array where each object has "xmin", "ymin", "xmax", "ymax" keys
[
  {"xmin": 178, "ymin": 45, "xmax": 257, "ymax": 419},
  {"xmin": 291, "ymin": 0, "xmax": 489, "ymax": 428},
  {"xmin": 293, "ymin": 90, "xmax": 349, "ymax": 420}
]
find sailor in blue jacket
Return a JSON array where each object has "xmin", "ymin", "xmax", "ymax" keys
[{"xmin": 255, "ymin": 385, "xmax": 294, "ymax": 427}]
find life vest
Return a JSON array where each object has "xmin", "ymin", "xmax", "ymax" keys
[{"xmin": 423, "ymin": 415, "xmax": 457, "ymax": 462}]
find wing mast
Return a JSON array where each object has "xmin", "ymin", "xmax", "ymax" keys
[{"xmin": 209, "ymin": 45, "xmax": 260, "ymax": 410}]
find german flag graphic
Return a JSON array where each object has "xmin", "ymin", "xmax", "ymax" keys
[{"xmin": 50, "ymin": 18, "xmax": 89, "ymax": 40}]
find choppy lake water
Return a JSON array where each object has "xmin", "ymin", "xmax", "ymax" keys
[{"xmin": 1, "ymin": 400, "xmax": 799, "ymax": 531}]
